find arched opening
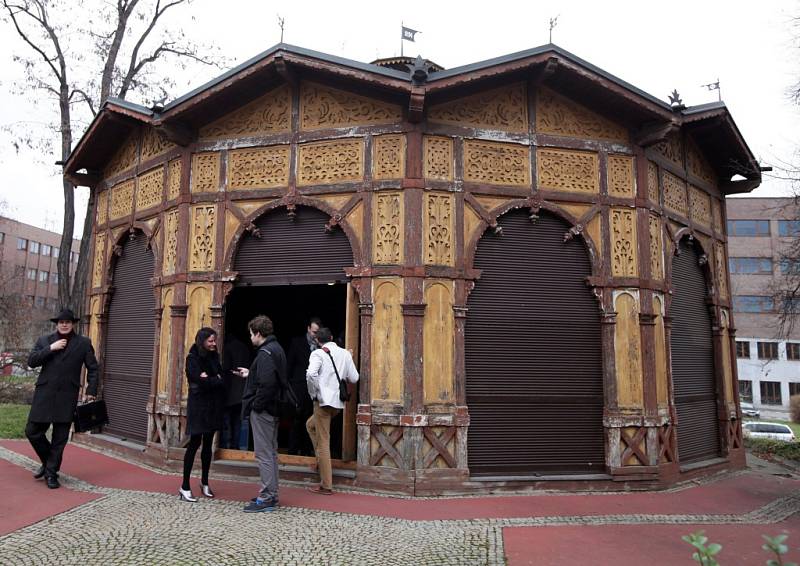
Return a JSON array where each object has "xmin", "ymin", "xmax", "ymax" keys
[
  {"xmin": 670, "ymin": 238, "xmax": 721, "ymax": 464},
  {"xmin": 102, "ymin": 231, "xmax": 156, "ymax": 442},
  {"xmin": 465, "ymin": 209, "xmax": 605, "ymax": 476}
]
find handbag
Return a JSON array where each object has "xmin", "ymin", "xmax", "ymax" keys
[
  {"xmin": 73, "ymin": 399, "xmax": 109, "ymax": 432},
  {"xmin": 323, "ymin": 347, "xmax": 350, "ymax": 402}
]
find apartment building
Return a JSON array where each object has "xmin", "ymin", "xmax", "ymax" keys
[{"xmin": 726, "ymin": 197, "xmax": 800, "ymax": 419}]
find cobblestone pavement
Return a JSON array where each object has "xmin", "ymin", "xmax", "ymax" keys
[{"xmin": 1, "ymin": 446, "xmax": 798, "ymax": 566}]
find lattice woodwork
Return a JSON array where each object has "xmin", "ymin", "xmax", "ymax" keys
[
  {"xmin": 463, "ymin": 140, "xmax": 530, "ymax": 186},
  {"xmin": 372, "ymin": 134, "xmax": 405, "ymax": 180},
  {"xmin": 369, "ymin": 425, "xmax": 404, "ymax": 468},
  {"xmin": 300, "ymin": 82, "xmax": 402, "ymax": 130},
  {"xmin": 424, "ymin": 194, "xmax": 454, "ymax": 266},
  {"xmin": 649, "ymin": 213, "xmax": 663, "ymax": 280},
  {"xmin": 167, "ymin": 159, "xmax": 182, "ymax": 200},
  {"xmin": 428, "ymin": 83, "xmax": 528, "ymax": 132},
  {"xmin": 711, "ymin": 199, "xmax": 723, "ymax": 233},
  {"xmin": 163, "ymin": 209, "xmax": 179, "ymax": 276},
  {"xmin": 620, "ymin": 426, "xmax": 648, "ymax": 466},
  {"xmin": 191, "ymin": 152, "xmax": 220, "ymax": 193},
  {"xmin": 611, "ymin": 208, "xmax": 637, "ymax": 277},
  {"xmin": 373, "ymin": 192, "xmax": 403, "ymax": 264},
  {"xmin": 189, "ymin": 205, "xmax": 216, "ymax": 271},
  {"xmin": 104, "ymin": 134, "xmax": 138, "ymax": 178},
  {"xmin": 686, "ymin": 137, "xmax": 716, "ymax": 185},
  {"xmin": 199, "ymin": 85, "xmax": 290, "ymax": 139},
  {"xmin": 140, "ymin": 128, "xmax": 174, "ymax": 161},
  {"xmin": 92, "ymin": 232, "xmax": 106, "ymax": 288},
  {"xmin": 536, "ymin": 87, "xmax": 628, "ymax": 141},
  {"xmin": 647, "ymin": 161, "xmax": 659, "ymax": 204},
  {"xmin": 228, "ymin": 146, "xmax": 290, "ymax": 189},
  {"xmin": 109, "ymin": 179, "xmax": 135, "ymax": 220},
  {"xmin": 423, "ymin": 136, "xmax": 453, "ymax": 181},
  {"xmin": 714, "ymin": 241, "xmax": 728, "ymax": 299},
  {"xmin": 607, "ymin": 155, "xmax": 635, "ymax": 197},
  {"xmin": 689, "ymin": 186, "xmax": 711, "ymax": 227},
  {"xmin": 135, "ymin": 166, "xmax": 164, "ymax": 212},
  {"xmin": 96, "ymin": 190, "xmax": 108, "ymax": 225},
  {"xmin": 421, "ymin": 426, "xmax": 457, "ymax": 468},
  {"xmin": 297, "ymin": 139, "xmax": 364, "ymax": 185},
  {"xmin": 662, "ymin": 172, "xmax": 688, "ymax": 217},
  {"xmin": 653, "ymin": 134, "xmax": 683, "ymax": 167},
  {"xmin": 537, "ymin": 148, "xmax": 599, "ymax": 193}
]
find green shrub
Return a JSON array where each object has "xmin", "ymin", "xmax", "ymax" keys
[
  {"xmin": 0, "ymin": 403, "xmax": 30, "ymax": 438},
  {"xmin": 744, "ymin": 437, "xmax": 800, "ymax": 462}
]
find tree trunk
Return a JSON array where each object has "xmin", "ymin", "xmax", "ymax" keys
[
  {"xmin": 57, "ymin": 78, "xmax": 74, "ymax": 311},
  {"xmin": 72, "ymin": 190, "xmax": 96, "ymax": 325}
]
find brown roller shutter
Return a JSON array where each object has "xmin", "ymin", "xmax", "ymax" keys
[
  {"xmin": 102, "ymin": 233, "xmax": 155, "ymax": 442},
  {"xmin": 465, "ymin": 210, "xmax": 605, "ymax": 476},
  {"xmin": 234, "ymin": 206, "xmax": 353, "ymax": 285},
  {"xmin": 670, "ymin": 239, "xmax": 720, "ymax": 464}
]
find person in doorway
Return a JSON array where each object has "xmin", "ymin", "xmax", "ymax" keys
[
  {"xmin": 305, "ymin": 326, "xmax": 359, "ymax": 495},
  {"xmin": 222, "ymin": 333, "xmax": 251, "ymax": 449},
  {"xmin": 25, "ymin": 308, "xmax": 98, "ymax": 489},
  {"xmin": 286, "ymin": 316, "xmax": 321, "ymax": 456},
  {"xmin": 236, "ymin": 315, "xmax": 290, "ymax": 512},
  {"xmin": 180, "ymin": 327, "xmax": 226, "ymax": 502}
]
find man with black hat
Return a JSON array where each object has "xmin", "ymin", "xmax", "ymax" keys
[{"xmin": 26, "ymin": 308, "xmax": 99, "ymax": 489}]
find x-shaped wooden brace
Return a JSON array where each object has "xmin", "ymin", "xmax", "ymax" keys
[
  {"xmin": 727, "ymin": 421, "xmax": 742, "ymax": 449},
  {"xmin": 369, "ymin": 425, "xmax": 404, "ymax": 467},
  {"xmin": 421, "ymin": 427, "xmax": 457, "ymax": 469},
  {"xmin": 658, "ymin": 424, "xmax": 675, "ymax": 463},
  {"xmin": 620, "ymin": 427, "xmax": 649, "ymax": 466}
]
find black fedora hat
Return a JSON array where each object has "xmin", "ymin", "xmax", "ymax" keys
[{"xmin": 50, "ymin": 308, "xmax": 80, "ymax": 323}]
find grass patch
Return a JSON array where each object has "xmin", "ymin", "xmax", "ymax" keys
[
  {"xmin": 0, "ymin": 403, "xmax": 29, "ymax": 439},
  {"xmin": 745, "ymin": 437, "xmax": 800, "ymax": 462}
]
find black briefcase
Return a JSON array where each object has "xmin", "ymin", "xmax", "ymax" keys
[{"xmin": 73, "ymin": 400, "xmax": 109, "ymax": 432}]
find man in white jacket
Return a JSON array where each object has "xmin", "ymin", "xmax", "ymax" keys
[{"xmin": 305, "ymin": 327, "xmax": 359, "ymax": 494}]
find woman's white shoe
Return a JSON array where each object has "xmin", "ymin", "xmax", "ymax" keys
[
  {"xmin": 201, "ymin": 484, "xmax": 214, "ymax": 498},
  {"xmin": 179, "ymin": 488, "xmax": 197, "ymax": 502}
]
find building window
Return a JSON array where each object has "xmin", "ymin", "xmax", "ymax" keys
[
  {"xmin": 780, "ymin": 259, "xmax": 800, "ymax": 274},
  {"xmin": 733, "ymin": 295, "xmax": 774, "ymax": 313},
  {"xmin": 790, "ymin": 383, "xmax": 800, "ymax": 398},
  {"xmin": 760, "ymin": 381, "xmax": 782, "ymax": 405},
  {"xmin": 757, "ymin": 342, "xmax": 779, "ymax": 360},
  {"xmin": 26, "ymin": 268, "xmax": 36, "ymax": 280},
  {"xmin": 736, "ymin": 341, "xmax": 751, "ymax": 358},
  {"xmin": 52, "ymin": 247, "xmax": 59, "ymax": 258},
  {"xmin": 38, "ymin": 270, "xmax": 48, "ymax": 283},
  {"xmin": 778, "ymin": 220, "xmax": 800, "ymax": 237},
  {"xmin": 728, "ymin": 258, "xmax": 772, "ymax": 274},
  {"xmin": 727, "ymin": 220, "xmax": 770, "ymax": 236},
  {"xmin": 34, "ymin": 296, "xmax": 45, "ymax": 308},
  {"xmin": 787, "ymin": 343, "xmax": 800, "ymax": 361},
  {"xmin": 29, "ymin": 241, "xmax": 39, "ymax": 254},
  {"xmin": 0, "ymin": 232, "xmax": 4, "ymax": 243},
  {"xmin": 71, "ymin": 251, "xmax": 79, "ymax": 263},
  {"xmin": 739, "ymin": 380, "xmax": 753, "ymax": 403},
  {"xmin": 14, "ymin": 265, "xmax": 24, "ymax": 277},
  {"xmin": 41, "ymin": 244, "xmax": 51, "ymax": 256},
  {"xmin": 17, "ymin": 237, "xmax": 28, "ymax": 250},
  {"xmin": 52, "ymin": 272, "xmax": 59, "ymax": 284}
]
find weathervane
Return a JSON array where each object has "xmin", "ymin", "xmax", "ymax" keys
[
  {"xmin": 701, "ymin": 78, "xmax": 721, "ymax": 102},
  {"xmin": 549, "ymin": 15, "xmax": 559, "ymax": 43}
]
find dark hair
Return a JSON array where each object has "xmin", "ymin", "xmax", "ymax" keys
[
  {"xmin": 248, "ymin": 315, "xmax": 274, "ymax": 338},
  {"xmin": 316, "ymin": 327, "xmax": 333, "ymax": 344},
  {"xmin": 308, "ymin": 316, "xmax": 322, "ymax": 328},
  {"xmin": 195, "ymin": 327, "xmax": 217, "ymax": 355}
]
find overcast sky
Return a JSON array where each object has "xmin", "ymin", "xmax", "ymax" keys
[{"xmin": 1, "ymin": 0, "xmax": 798, "ymax": 235}]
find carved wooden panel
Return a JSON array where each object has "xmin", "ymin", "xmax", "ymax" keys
[
  {"xmin": 714, "ymin": 241, "xmax": 728, "ymax": 299},
  {"xmin": 537, "ymin": 148, "xmax": 599, "ymax": 193},
  {"xmin": 109, "ymin": 179, "xmax": 135, "ymax": 220},
  {"xmin": 96, "ymin": 190, "xmax": 108, "ymax": 225},
  {"xmin": 373, "ymin": 192, "xmax": 403, "ymax": 264},
  {"xmin": 662, "ymin": 172, "xmax": 688, "ymax": 217},
  {"xmin": 423, "ymin": 193, "xmax": 454, "ymax": 266},
  {"xmin": 157, "ymin": 286, "xmax": 174, "ymax": 396},
  {"xmin": 92, "ymin": 232, "xmax": 106, "ymax": 288},
  {"xmin": 536, "ymin": 87, "xmax": 628, "ymax": 141},
  {"xmin": 611, "ymin": 207, "xmax": 637, "ymax": 277},
  {"xmin": 689, "ymin": 186, "xmax": 711, "ymax": 227},
  {"xmin": 686, "ymin": 137, "xmax": 716, "ymax": 185},
  {"xmin": 711, "ymin": 199, "xmax": 723, "ymax": 233},
  {"xmin": 297, "ymin": 139, "xmax": 364, "ymax": 186},
  {"xmin": 191, "ymin": 152, "xmax": 220, "ymax": 193},
  {"xmin": 463, "ymin": 140, "xmax": 530, "ymax": 186},
  {"xmin": 135, "ymin": 166, "xmax": 164, "ymax": 212},
  {"xmin": 300, "ymin": 82, "xmax": 402, "ymax": 130},
  {"xmin": 189, "ymin": 205, "xmax": 216, "ymax": 271},
  {"xmin": 653, "ymin": 134, "xmax": 683, "ymax": 167},
  {"xmin": 140, "ymin": 128, "xmax": 174, "ymax": 162},
  {"xmin": 423, "ymin": 281, "xmax": 454, "ymax": 404},
  {"xmin": 372, "ymin": 134, "xmax": 405, "ymax": 180},
  {"xmin": 228, "ymin": 146, "xmax": 290, "ymax": 189},
  {"xmin": 167, "ymin": 159, "xmax": 182, "ymax": 201},
  {"xmin": 162, "ymin": 209, "xmax": 179, "ymax": 276},
  {"xmin": 653, "ymin": 295, "xmax": 668, "ymax": 407},
  {"xmin": 428, "ymin": 83, "xmax": 528, "ymax": 132},
  {"xmin": 649, "ymin": 213, "xmax": 663, "ymax": 280},
  {"xmin": 614, "ymin": 291, "xmax": 643, "ymax": 409},
  {"xmin": 607, "ymin": 155, "xmax": 635, "ymax": 197},
  {"xmin": 104, "ymin": 134, "xmax": 138, "ymax": 178},
  {"xmin": 199, "ymin": 85, "xmax": 290, "ymax": 139},
  {"xmin": 647, "ymin": 161, "xmax": 659, "ymax": 204},
  {"xmin": 423, "ymin": 136, "xmax": 453, "ymax": 181},
  {"xmin": 371, "ymin": 279, "xmax": 404, "ymax": 402}
]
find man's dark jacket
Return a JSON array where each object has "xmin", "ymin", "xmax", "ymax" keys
[
  {"xmin": 241, "ymin": 335, "xmax": 289, "ymax": 419},
  {"xmin": 28, "ymin": 332, "xmax": 99, "ymax": 423}
]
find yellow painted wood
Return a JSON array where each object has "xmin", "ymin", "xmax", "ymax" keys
[
  {"xmin": 614, "ymin": 292, "xmax": 643, "ymax": 409},
  {"xmin": 371, "ymin": 278, "xmax": 403, "ymax": 402},
  {"xmin": 183, "ymin": 284, "xmax": 212, "ymax": 397},
  {"xmin": 157, "ymin": 287, "xmax": 173, "ymax": 397},
  {"xmin": 342, "ymin": 283, "xmax": 359, "ymax": 460},
  {"xmin": 423, "ymin": 280, "xmax": 454, "ymax": 404},
  {"xmin": 463, "ymin": 202, "xmax": 483, "ymax": 253},
  {"xmin": 653, "ymin": 295, "xmax": 668, "ymax": 408}
]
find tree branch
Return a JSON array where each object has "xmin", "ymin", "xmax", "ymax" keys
[
  {"xmin": 69, "ymin": 88, "xmax": 97, "ymax": 115},
  {"xmin": 3, "ymin": 0, "xmax": 62, "ymax": 82}
]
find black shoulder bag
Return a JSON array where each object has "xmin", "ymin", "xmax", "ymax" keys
[{"xmin": 323, "ymin": 347, "xmax": 350, "ymax": 402}]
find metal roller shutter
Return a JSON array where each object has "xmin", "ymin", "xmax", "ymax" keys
[
  {"xmin": 670, "ymin": 239, "xmax": 720, "ymax": 464},
  {"xmin": 465, "ymin": 210, "xmax": 605, "ymax": 476},
  {"xmin": 103, "ymin": 233, "xmax": 155, "ymax": 442}
]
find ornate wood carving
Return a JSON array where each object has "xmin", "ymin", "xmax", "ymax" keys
[
  {"xmin": 372, "ymin": 134, "xmax": 405, "ymax": 180},
  {"xmin": 423, "ymin": 136, "xmax": 453, "ymax": 181},
  {"xmin": 711, "ymin": 199, "xmax": 723, "ymax": 233},
  {"xmin": 189, "ymin": 205, "xmax": 216, "ymax": 271},
  {"xmin": 297, "ymin": 139, "xmax": 364, "ymax": 186},
  {"xmin": 536, "ymin": 87, "xmax": 628, "ymax": 141},
  {"xmin": 424, "ymin": 193, "xmax": 454, "ymax": 266},
  {"xmin": 109, "ymin": 179, "xmax": 135, "ymax": 220},
  {"xmin": 191, "ymin": 152, "xmax": 220, "ymax": 193},
  {"xmin": 662, "ymin": 172, "xmax": 688, "ymax": 217},
  {"xmin": 689, "ymin": 186, "xmax": 711, "ymax": 227},
  {"xmin": 167, "ymin": 159, "xmax": 182, "ymax": 201},
  {"xmin": 537, "ymin": 148, "xmax": 599, "ymax": 193},
  {"xmin": 163, "ymin": 209, "xmax": 179, "ymax": 276},
  {"xmin": 611, "ymin": 208, "xmax": 637, "ymax": 277},
  {"xmin": 649, "ymin": 213, "xmax": 663, "ymax": 280},
  {"xmin": 653, "ymin": 133, "xmax": 683, "ymax": 167},
  {"xmin": 96, "ymin": 190, "xmax": 108, "ymax": 225},
  {"xmin": 686, "ymin": 137, "xmax": 716, "ymax": 185},
  {"xmin": 140, "ymin": 127, "xmax": 174, "ymax": 162},
  {"xmin": 428, "ymin": 83, "xmax": 528, "ymax": 132},
  {"xmin": 647, "ymin": 161, "xmax": 659, "ymax": 204},
  {"xmin": 714, "ymin": 241, "xmax": 728, "ymax": 299},
  {"xmin": 135, "ymin": 166, "xmax": 164, "ymax": 212},
  {"xmin": 92, "ymin": 232, "xmax": 106, "ymax": 288},
  {"xmin": 607, "ymin": 155, "xmax": 635, "ymax": 197},
  {"xmin": 228, "ymin": 146, "xmax": 290, "ymax": 189},
  {"xmin": 300, "ymin": 82, "xmax": 402, "ymax": 130},
  {"xmin": 199, "ymin": 85, "xmax": 291, "ymax": 139},
  {"xmin": 373, "ymin": 192, "xmax": 403, "ymax": 264},
  {"xmin": 463, "ymin": 140, "xmax": 530, "ymax": 186},
  {"xmin": 104, "ymin": 134, "xmax": 138, "ymax": 178}
]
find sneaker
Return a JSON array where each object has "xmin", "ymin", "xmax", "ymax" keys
[
  {"xmin": 249, "ymin": 496, "xmax": 279, "ymax": 507},
  {"xmin": 243, "ymin": 498, "xmax": 276, "ymax": 513}
]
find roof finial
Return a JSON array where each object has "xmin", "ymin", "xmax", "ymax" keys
[{"xmin": 668, "ymin": 89, "xmax": 685, "ymax": 110}]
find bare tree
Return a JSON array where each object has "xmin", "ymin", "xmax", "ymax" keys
[{"xmin": 2, "ymin": 0, "xmax": 225, "ymax": 321}]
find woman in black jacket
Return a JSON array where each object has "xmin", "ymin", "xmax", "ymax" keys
[{"xmin": 180, "ymin": 327, "xmax": 225, "ymax": 502}]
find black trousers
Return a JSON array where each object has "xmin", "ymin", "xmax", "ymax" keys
[{"xmin": 26, "ymin": 421, "xmax": 71, "ymax": 478}]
